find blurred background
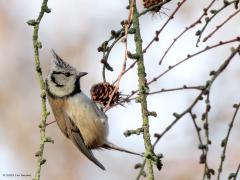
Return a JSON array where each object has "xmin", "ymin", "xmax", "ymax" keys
[{"xmin": 0, "ymin": 0, "xmax": 239, "ymax": 179}]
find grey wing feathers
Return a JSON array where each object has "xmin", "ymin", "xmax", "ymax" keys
[
  {"xmin": 65, "ymin": 114, "xmax": 105, "ymax": 170},
  {"xmin": 91, "ymin": 102, "xmax": 108, "ymax": 120}
]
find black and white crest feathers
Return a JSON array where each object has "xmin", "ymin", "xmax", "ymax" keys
[{"xmin": 51, "ymin": 49, "xmax": 73, "ymax": 69}]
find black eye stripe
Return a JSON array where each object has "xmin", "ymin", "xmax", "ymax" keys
[
  {"xmin": 51, "ymin": 74, "xmax": 64, "ymax": 87},
  {"xmin": 52, "ymin": 71, "xmax": 72, "ymax": 77},
  {"xmin": 52, "ymin": 71, "xmax": 62, "ymax": 74}
]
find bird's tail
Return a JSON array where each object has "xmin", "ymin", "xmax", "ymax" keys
[{"xmin": 102, "ymin": 142, "xmax": 143, "ymax": 157}]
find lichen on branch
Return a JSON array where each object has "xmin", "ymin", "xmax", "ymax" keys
[
  {"xmin": 27, "ymin": 0, "xmax": 52, "ymax": 180},
  {"xmin": 132, "ymin": 1, "xmax": 155, "ymax": 179}
]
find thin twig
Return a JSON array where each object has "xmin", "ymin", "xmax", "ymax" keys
[
  {"xmin": 104, "ymin": 0, "xmax": 134, "ymax": 112},
  {"xmin": 196, "ymin": 0, "xmax": 239, "ymax": 46},
  {"xmin": 145, "ymin": 46, "xmax": 240, "ymax": 179},
  {"xmin": 150, "ymin": 38, "xmax": 240, "ymax": 84},
  {"xmin": 112, "ymin": 60, "xmax": 137, "ymax": 85},
  {"xmin": 27, "ymin": 0, "xmax": 52, "ymax": 180},
  {"xmin": 217, "ymin": 103, "xmax": 240, "ymax": 180},
  {"xmin": 143, "ymin": 0, "xmax": 187, "ymax": 53},
  {"xmin": 231, "ymin": 163, "xmax": 240, "ymax": 180},
  {"xmin": 100, "ymin": 0, "xmax": 173, "ymax": 82},
  {"xmin": 189, "ymin": 111, "xmax": 212, "ymax": 179},
  {"xmin": 153, "ymin": 44, "xmax": 240, "ymax": 152},
  {"xmin": 201, "ymin": 93, "xmax": 212, "ymax": 180},
  {"xmin": 101, "ymin": 35, "xmax": 123, "ymax": 82},
  {"xmin": 136, "ymin": 160, "xmax": 147, "ymax": 180},
  {"xmin": 126, "ymin": 85, "xmax": 204, "ymax": 101},
  {"xmin": 158, "ymin": 0, "xmax": 217, "ymax": 64},
  {"xmin": 121, "ymin": 37, "xmax": 240, "ymax": 104},
  {"xmin": 46, "ymin": 120, "xmax": 56, "ymax": 126},
  {"xmin": 203, "ymin": 9, "xmax": 240, "ymax": 42}
]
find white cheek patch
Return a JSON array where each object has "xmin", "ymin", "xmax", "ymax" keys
[
  {"xmin": 55, "ymin": 74, "xmax": 68, "ymax": 85},
  {"xmin": 47, "ymin": 75, "xmax": 75, "ymax": 97}
]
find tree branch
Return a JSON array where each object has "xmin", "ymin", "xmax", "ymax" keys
[
  {"xmin": 217, "ymin": 103, "xmax": 240, "ymax": 180},
  {"xmin": 132, "ymin": 1, "xmax": 155, "ymax": 179},
  {"xmin": 27, "ymin": 1, "xmax": 52, "ymax": 180}
]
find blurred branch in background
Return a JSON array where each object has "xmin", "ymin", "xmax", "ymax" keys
[
  {"xmin": 27, "ymin": 0, "xmax": 53, "ymax": 180},
  {"xmin": 196, "ymin": 0, "xmax": 240, "ymax": 46},
  {"xmin": 95, "ymin": 0, "xmax": 240, "ymax": 179},
  {"xmin": 158, "ymin": 0, "xmax": 217, "ymax": 64},
  {"xmin": 217, "ymin": 102, "xmax": 240, "ymax": 180},
  {"xmin": 228, "ymin": 163, "xmax": 240, "ymax": 180}
]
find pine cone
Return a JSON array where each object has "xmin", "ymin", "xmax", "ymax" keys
[
  {"xmin": 90, "ymin": 82, "xmax": 120, "ymax": 106},
  {"xmin": 143, "ymin": 0, "xmax": 163, "ymax": 12}
]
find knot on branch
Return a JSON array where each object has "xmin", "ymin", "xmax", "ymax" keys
[
  {"xmin": 40, "ymin": 158, "xmax": 46, "ymax": 165},
  {"xmin": 110, "ymin": 30, "xmax": 120, "ymax": 38},
  {"xmin": 27, "ymin": 19, "xmax": 38, "ymax": 26},
  {"xmin": 148, "ymin": 111, "xmax": 157, "ymax": 117},
  {"xmin": 124, "ymin": 128, "xmax": 143, "ymax": 137},
  {"xmin": 100, "ymin": 58, "xmax": 113, "ymax": 71},
  {"xmin": 35, "ymin": 151, "xmax": 41, "ymax": 157},
  {"xmin": 144, "ymin": 152, "xmax": 163, "ymax": 171},
  {"xmin": 128, "ymin": 28, "xmax": 136, "ymax": 34},
  {"xmin": 228, "ymin": 172, "xmax": 238, "ymax": 179},
  {"xmin": 36, "ymin": 66, "xmax": 42, "ymax": 73},
  {"xmin": 98, "ymin": 41, "xmax": 109, "ymax": 52},
  {"xmin": 127, "ymin": 51, "xmax": 140, "ymax": 59},
  {"xmin": 44, "ymin": 6, "xmax": 51, "ymax": 13},
  {"xmin": 44, "ymin": 137, "xmax": 54, "ymax": 144},
  {"xmin": 172, "ymin": 112, "xmax": 180, "ymax": 118}
]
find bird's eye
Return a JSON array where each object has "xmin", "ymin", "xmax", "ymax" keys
[{"xmin": 65, "ymin": 72, "xmax": 71, "ymax": 77}]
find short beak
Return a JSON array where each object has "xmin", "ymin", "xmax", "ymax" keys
[{"xmin": 78, "ymin": 72, "xmax": 88, "ymax": 78}]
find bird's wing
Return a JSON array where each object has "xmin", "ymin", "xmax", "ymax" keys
[
  {"xmin": 91, "ymin": 101, "xmax": 108, "ymax": 122},
  {"xmin": 64, "ymin": 113, "xmax": 105, "ymax": 170}
]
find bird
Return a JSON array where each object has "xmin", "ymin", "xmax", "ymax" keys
[{"xmin": 45, "ymin": 50, "xmax": 142, "ymax": 170}]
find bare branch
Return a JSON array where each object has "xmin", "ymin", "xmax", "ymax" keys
[
  {"xmin": 159, "ymin": 0, "xmax": 217, "ymax": 64},
  {"xmin": 203, "ymin": 9, "xmax": 240, "ymax": 42},
  {"xmin": 27, "ymin": 0, "xmax": 52, "ymax": 180},
  {"xmin": 217, "ymin": 103, "xmax": 240, "ymax": 180}
]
